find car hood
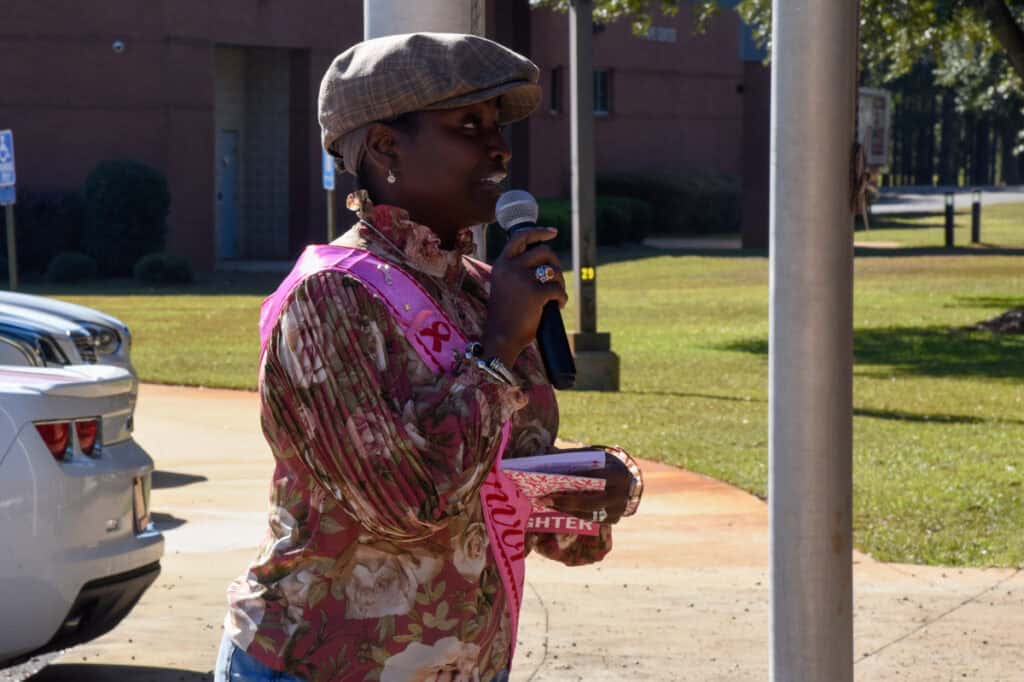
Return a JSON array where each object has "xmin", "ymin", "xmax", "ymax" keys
[
  {"xmin": 0, "ymin": 306, "xmax": 88, "ymax": 337},
  {"xmin": 0, "ymin": 292, "xmax": 127, "ymax": 333}
]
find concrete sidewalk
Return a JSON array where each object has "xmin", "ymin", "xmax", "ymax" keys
[{"xmin": 20, "ymin": 385, "xmax": 1023, "ymax": 681}]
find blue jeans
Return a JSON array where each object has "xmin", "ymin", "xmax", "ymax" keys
[
  {"xmin": 215, "ymin": 634, "xmax": 306, "ymax": 682},
  {"xmin": 215, "ymin": 632, "xmax": 509, "ymax": 682}
]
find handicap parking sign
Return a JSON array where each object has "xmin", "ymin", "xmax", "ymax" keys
[{"xmin": 0, "ymin": 130, "xmax": 15, "ymax": 188}]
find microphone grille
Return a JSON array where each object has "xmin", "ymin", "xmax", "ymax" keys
[{"xmin": 495, "ymin": 190, "xmax": 539, "ymax": 231}]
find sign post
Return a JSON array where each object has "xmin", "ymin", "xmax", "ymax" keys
[
  {"xmin": 0, "ymin": 130, "xmax": 17, "ymax": 290},
  {"xmin": 322, "ymin": 148, "xmax": 337, "ymax": 242}
]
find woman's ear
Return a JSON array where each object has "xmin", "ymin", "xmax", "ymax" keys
[{"xmin": 363, "ymin": 123, "xmax": 400, "ymax": 177}]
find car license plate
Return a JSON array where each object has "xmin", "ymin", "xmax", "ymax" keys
[{"xmin": 132, "ymin": 475, "xmax": 151, "ymax": 534}]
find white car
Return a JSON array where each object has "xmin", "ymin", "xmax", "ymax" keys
[
  {"xmin": 0, "ymin": 365, "xmax": 163, "ymax": 666},
  {"xmin": 0, "ymin": 292, "xmax": 135, "ymax": 374}
]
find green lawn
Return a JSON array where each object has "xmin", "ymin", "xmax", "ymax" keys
[{"xmin": 21, "ymin": 205, "xmax": 1024, "ymax": 568}]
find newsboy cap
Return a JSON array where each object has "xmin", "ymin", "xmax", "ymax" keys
[{"xmin": 318, "ymin": 32, "xmax": 541, "ymax": 157}]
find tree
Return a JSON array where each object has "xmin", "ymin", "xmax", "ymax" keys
[
  {"xmin": 528, "ymin": 0, "xmax": 719, "ymax": 34},
  {"xmin": 532, "ymin": 0, "xmax": 1024, "ymax": 92},
  {"xmin": 534, "ymin": 0, "xmax": 1024, "ymax": 177}
]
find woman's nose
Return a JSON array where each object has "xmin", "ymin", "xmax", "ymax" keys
[{"xmin": 487, "ymin": 128, "xmax": 512, "ymax": 165}]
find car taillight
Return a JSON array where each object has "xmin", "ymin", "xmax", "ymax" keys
[
  {"xmin": 35, "ymin": 422, "xmax": 70, "ymax": 460},
  {"xmin": 76, "ymin": 419, "xmax": 100, "ymax": 456}
]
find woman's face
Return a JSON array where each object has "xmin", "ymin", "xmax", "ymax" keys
[{"xmin": 385, "ymin": 98, "xmax": 512, "ymax": 242}]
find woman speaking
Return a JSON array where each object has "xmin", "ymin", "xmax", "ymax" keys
[{"xmin": 217, "ymin": 33, "xmax": 642, "ymax": 682}]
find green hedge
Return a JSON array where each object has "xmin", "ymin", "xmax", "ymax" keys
[
  {"xmin": 45, "ymin": 251, "xmax": 98, "ymax": 283},
  {"xmin": 0, "ymin": 189, "xmax": 85, "ymax": 275},
  {"xmin": 596, "ymin": 170, "xmax": 741, "ymax": 236},
  {"xmin": 133, "ymin": 252, "xmax": 194, "ymax": 285},
  {"xmin": 82, "ymin": 160, "xmax": 170, "ymax": 276},
  {"xmin": 535, "ymin": 195, "xmax": 655, "ymax": 250}
]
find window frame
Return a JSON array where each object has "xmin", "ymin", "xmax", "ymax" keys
[{"xmin": 593, "ymin": 69, "xmax": 611, "ymax": 116}]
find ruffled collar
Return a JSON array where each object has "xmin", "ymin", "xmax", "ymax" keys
[{"xmin": 344, "ymin": 191, "xmax": 476, "ymax": 287}]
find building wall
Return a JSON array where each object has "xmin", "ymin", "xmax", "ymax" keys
[
  {"xmin": 527, "ymin": 6, "xmax": 744, "ymax": 198},
  {"xmin": 0, "ymin": 0, "xmax": 362, "ymax": 271},
  {"xmin": 242, "ymin": 48, "xmax": 290, "ymax": 259},
  {"xmin": 0, "ymin": 1, "xmax": 750, "ymax": 268}
]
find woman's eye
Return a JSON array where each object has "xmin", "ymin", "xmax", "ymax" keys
[{"xmin": 462, "ymin": 120, "xmax": 479, "ymax": 131}]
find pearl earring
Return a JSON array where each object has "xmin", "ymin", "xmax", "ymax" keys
[{"xmin": 386, "ymin": 169, "xmax": 397, "ymax": 184}]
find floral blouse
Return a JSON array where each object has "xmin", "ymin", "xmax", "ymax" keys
[{"xmin": 224, "ymin": 192, "xmax": 613, "ymax": 682}]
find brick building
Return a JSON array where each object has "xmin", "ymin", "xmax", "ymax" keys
[{"xmin": 0, "ymin": 1, "xmax": 762, "ymax": 271}]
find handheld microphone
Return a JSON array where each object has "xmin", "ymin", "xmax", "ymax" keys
[{"xmin": 495, "ymin": 190, "xmax": 576, "ymax": 390}]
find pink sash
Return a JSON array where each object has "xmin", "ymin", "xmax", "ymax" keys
[{"xmin": 258, "ymin": 244, "xmax": 532, "ymax": 658}]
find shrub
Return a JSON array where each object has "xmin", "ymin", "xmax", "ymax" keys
[
  {"xmin": 82, "ymin": 160, "xmax": 171, "ymax": 276},
  {"xmin": 0, "ymin": 189, "xmax": 85, "ymax": 275},
  {"xmin": 536, "ymin": 198, "xmax": 573, "ymax": 250},
  {"xmin": 133, "ymin": 252, "xmax": 194, "ymax": 285},
  {"xmin": 536, "ymin": 195, "xmax": 655, "ymax": 249},
  {"xmin": 45, "ymin": 251, "xmax": 98, "ymax": 283},
  {"xmin": 597, "ymin": 196, "xmax": 654, "ymax": 244},
  {"xmin": 597, "ymin": 170, "xmax": 741, "ymax": 236}
]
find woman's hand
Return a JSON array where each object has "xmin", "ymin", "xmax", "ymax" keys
[
  {"xmin": 482, "ymin": 227, "xmax": 567, "ymax": 368},
  {"xmin": 540, "ymin": 455, "xmax": 633, "ymax": 525}
]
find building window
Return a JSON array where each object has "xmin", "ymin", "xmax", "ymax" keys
[
  {"xmin": 644, "ymin": 26, "xmax": 678, "ymax": 43},
  {"xmin": 593, "ymin": 70, "xmax": 610, "ymax": 115},
  {"xmin": 550, "ymin": 67, "xmax": 562, "ymax": 114}
]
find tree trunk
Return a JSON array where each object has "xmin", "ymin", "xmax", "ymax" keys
[
  {"xmin": 972, "ymin": 117, "xmax": 991, "ymax": 185},
  {"xmin": 988, "ymin": 119, "xmax": 997, "ymax": 184},
  {"xmin": 901, "ymin": 102, "xmax": 915, "ymax": 184},
  {"xmin": 962, "ymin": 112, "xmax": 974, "ymax": 186},
  {"xmin": 1007, "ymin": 112, "xmax": 1023, "ymax": 185},
  {"xmin": 980, "ymin": 0, "xmax": 1024, "ymax": 84},
  {"xmin": 939, "ymin": 90, "xmax": 956, "ymax": 185},
  {"xmin": 916, "ymin": 94, "xmax": 936, "ymax": 185}
]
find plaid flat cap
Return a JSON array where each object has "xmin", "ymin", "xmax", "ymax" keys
[{"xmin": 318, "ymin": 32, "xmax": 541, "ymax": 156}]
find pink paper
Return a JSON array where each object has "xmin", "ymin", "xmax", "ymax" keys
[{"xmin": 501, "ymin": 470, "xmax": 605, "ymax": 536}]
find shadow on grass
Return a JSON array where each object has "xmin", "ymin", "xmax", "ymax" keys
[
  {"xmin": 19, "ymin": 271, "xmax": 284, "ymax": 298},
  {"xmin": 723, "ymin": 325, "xmax": 1024, "ymax": 380},
  {"xmin": 621, "ymin": 389, "xmax": 1012, "ymax": 424},
  {"xmin": 853, "ymin": 245, "xmax": 1024, "ymax": 257},
  {"xmin": 851, "ymin": 408, "xmax": 986, "ymax": 425},
  {"xmin": 860, "ymin": 213, "xmax": 947, "ymax": 230},
  {"xmin": 619, "ymin": 389, "xmax": 759, "ymax": 402},
  {"xmin": 950, "ymin": 295, "xmax": 1024, "ymax": 310}
]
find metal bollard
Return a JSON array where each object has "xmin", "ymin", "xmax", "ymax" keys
[
  {"xmin": 971, "ymin": 189, "xmax": 981, "ymax": 244},
  {"xmin": 944, "ymin": 192, "xmax": 955, "ymax": 249}
]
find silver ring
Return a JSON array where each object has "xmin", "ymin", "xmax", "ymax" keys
[
  {"xmin": 534, "ymin": 265, "xmax": 556, "ymax": 284},
  {"xmin": 591, "ymin": 508, "xmax": 608, "ymax": 523}
]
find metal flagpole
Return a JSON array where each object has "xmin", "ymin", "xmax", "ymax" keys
[
  {"xmin": 566, "ymin": 0, "xmax": 618, "ymax": 391},
  {"xmin": 769, "ymin": 1, "xmax": 858, "ymax": 680}
]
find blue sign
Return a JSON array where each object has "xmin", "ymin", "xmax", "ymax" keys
[
  {"xmin": 322, "ymin": 148, "xmax": 335, "ymax": 191},
  {"xmin": 0, "ymin": 186, "xmax": 13, "ymax": 206},
  {"xmin": 0, "ymin": 130, "xmax": 14, "ymax": 188}
]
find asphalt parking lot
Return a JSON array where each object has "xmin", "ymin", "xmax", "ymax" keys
[{"xmin": 10, "ymin": 384, "xmax": 1023, "ymax": 681}]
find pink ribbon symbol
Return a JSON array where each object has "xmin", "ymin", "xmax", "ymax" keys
[{"xmin": 419, "ymin": 320, "xmax": 452, "ymax": 353}]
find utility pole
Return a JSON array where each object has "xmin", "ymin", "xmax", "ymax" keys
[
  {"xmin": 769, "ymin": 1, "xmax": 858, "ymax": 680},
  {"xmin": 568, "ymin": 0, "xmax": 618, "ymax": 391}
]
